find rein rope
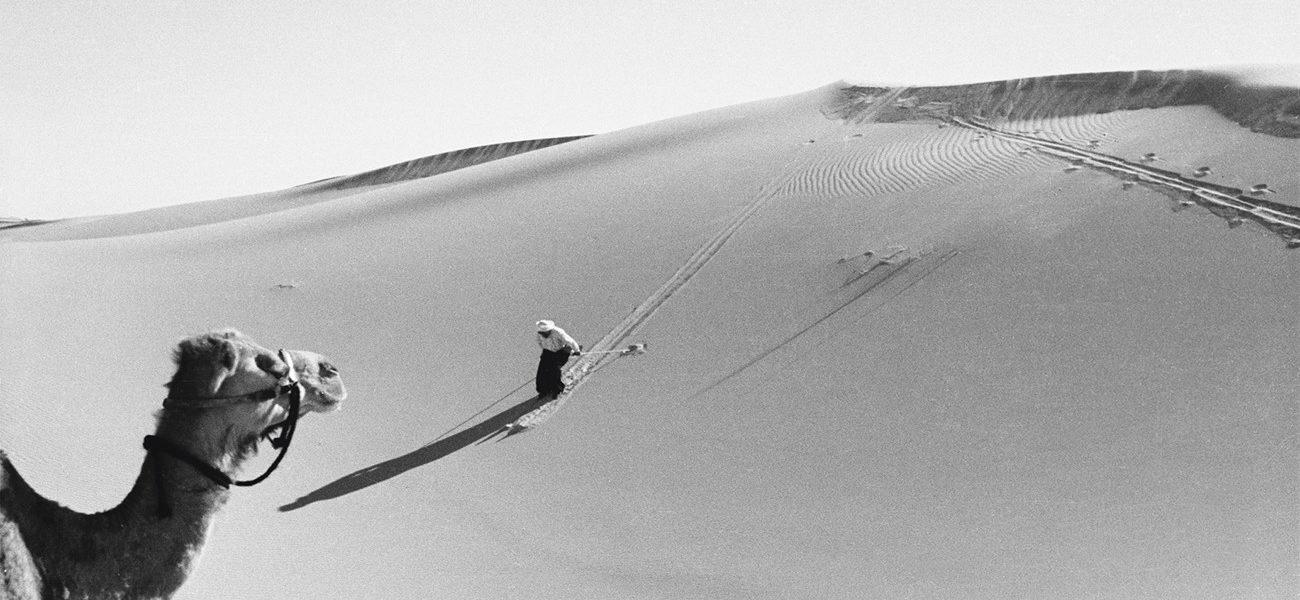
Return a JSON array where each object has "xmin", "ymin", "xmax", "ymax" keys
[{"xmin": 142, "ymin": 351, "xmax": 304, "ymax": 518}]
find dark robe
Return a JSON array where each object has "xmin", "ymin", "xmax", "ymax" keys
[{"xmin": 536, "ymin": 348, "xmax": 572, "ymax": 397}]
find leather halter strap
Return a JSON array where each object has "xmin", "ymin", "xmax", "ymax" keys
[
  {"xmin": 143, "ymin": 434, "xmax": 234, "ymax": 488},
  {"xmin": 161, "ymin": 380, "xmax": 296, "ymax": 409}
]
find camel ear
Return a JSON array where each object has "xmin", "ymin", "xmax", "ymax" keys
[
  {"xmin": 219, "ymin": 341, "xmax": 239, "ymax": 371},
  {"xmin": 208, "ymin": 340, "xmax": 239, "ymax": 395}
]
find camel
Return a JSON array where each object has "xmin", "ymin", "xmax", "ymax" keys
[{"xmin": 0, "ymin": 329, "xmax": 346, "ymax": 600}]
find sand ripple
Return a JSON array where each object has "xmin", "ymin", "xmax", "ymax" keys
[{"xmin": 779, "ymin": 112, "xmax": 1124, "ymax": 197}]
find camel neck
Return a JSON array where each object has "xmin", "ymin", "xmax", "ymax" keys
[
  {"xmin": 3, "ymin": 423, "xmax": 242, "ymax": 599},
  {"xmin": 132, "ymin": 408, "xmax": 249, "ymax": 523},
  {"xmin": 79, "ymin": 452, "xmax": 234, "ymax": 598}
]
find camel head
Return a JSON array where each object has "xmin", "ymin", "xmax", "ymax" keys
[{"xmin": 161, "ymin": 330, "xmax": 346, "ymax": 458}]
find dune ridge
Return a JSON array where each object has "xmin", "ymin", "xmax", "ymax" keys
[
  {"xmin": 298, "ymin": 135, "xmax": 590, "ymax": 192},
  {"xmin": 0, "ymin": 218, "xmax": 53, "ymax": 231},
  {"xmin": 781, "ymin": 70, "xmax": 1300, "ymax": 198},
  {"xmin": 0, "ymin": 136, "xmax": 590, "ymax": 242},
  {"xmin": 827, "ymin": 69, "xmax": 1300, "ymax": 137},
  {"xmin": 776, "ymin": 70, "xmax": 1298, "ymax": 249}
]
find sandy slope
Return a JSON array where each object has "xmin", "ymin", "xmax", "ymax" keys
[
  {"xmin": 0, "ymin": 136, "xmax": 589, "ymax": 242},
  {"xmin": 2, "ymin": 70, "xmax": 1297, "ymax": 599}
]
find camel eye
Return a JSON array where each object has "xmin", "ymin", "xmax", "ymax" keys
[
  {"xmin": 255, "ymin": 353, "xmax": 289, "ymax": 378},
  {"xmin": 320, "ymin": 362, "xmax": 338, "ymax": 377}
]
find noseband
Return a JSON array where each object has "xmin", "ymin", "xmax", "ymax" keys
[{"xmin": 143, "ymin": 349, "xmax": 304, "ymax": 516}]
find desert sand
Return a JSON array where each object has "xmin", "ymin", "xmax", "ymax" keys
[{"xmin": 2, "ymin": 69, "xmax": 1297, "ymax": 599}]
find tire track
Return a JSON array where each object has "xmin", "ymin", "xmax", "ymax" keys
[
  {"xmin": 508, "ymin": 167, "xmax": 799, "ymax": 431},
  {"xmin": 694, "ymin": 248, "xmax": 961, "ymax": 397},
  {"xmin": 694, "ymin": 255, "xmax": 918, "ymax": 396},
  {"xmin": 954, "ymin": 116, "xmax": 1300, "ymax": 246}
]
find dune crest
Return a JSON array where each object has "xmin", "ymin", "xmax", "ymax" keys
[
  {"xmin": 827, "ymin": 69, "xmax": 1300, "ymax": 137},
  {"xmin": 0, "ymin": 136, "xmax": 589, "ymax": 242},
  {"xmin": 298, "ymin": 135, "xmax": 590, "ymax": 192},
  {"xmin": 775, "ymin": 69, "xmax": 1299, "ymax": 248}
]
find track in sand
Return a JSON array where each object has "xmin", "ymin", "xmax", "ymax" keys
[{"xmin": 950, "ymin": 115, "xmax": 1300, "ymax": 246}]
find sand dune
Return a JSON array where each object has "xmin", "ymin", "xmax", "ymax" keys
[{"xmin": 2, "ymin": 68, "xmax": 1297, "ymax": 599}]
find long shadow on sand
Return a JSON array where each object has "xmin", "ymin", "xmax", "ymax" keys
[{"xmin": 278, "ymin": 393, "xmax": 548, "ymax": 512}]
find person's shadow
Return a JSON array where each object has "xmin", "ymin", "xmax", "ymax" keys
[{"xmin": 278, "ymin": 390, "xmax": 548, "ymax": 512}]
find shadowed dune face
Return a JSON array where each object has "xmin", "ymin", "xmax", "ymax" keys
[
  {"xmin": 2, "ymin": 68, "xmax": 1297, "ymax": 599},
  {"xmin": 302, "ymin": 136, "xmax": 592, "ymax": 192}
]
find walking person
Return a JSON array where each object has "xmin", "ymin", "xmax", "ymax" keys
[{"xmin": 534, "ymin": 319, "xmax": 582, "ymax": 398}]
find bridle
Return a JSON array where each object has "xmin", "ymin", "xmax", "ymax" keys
[{"xmin": 142, "ymin": 349, "xmax": 304, "ymax": 516}]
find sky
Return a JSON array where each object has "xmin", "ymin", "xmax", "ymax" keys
[{"xmin": 2, "ymin": 0, "xmax": 1297, "ymax": 219}]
